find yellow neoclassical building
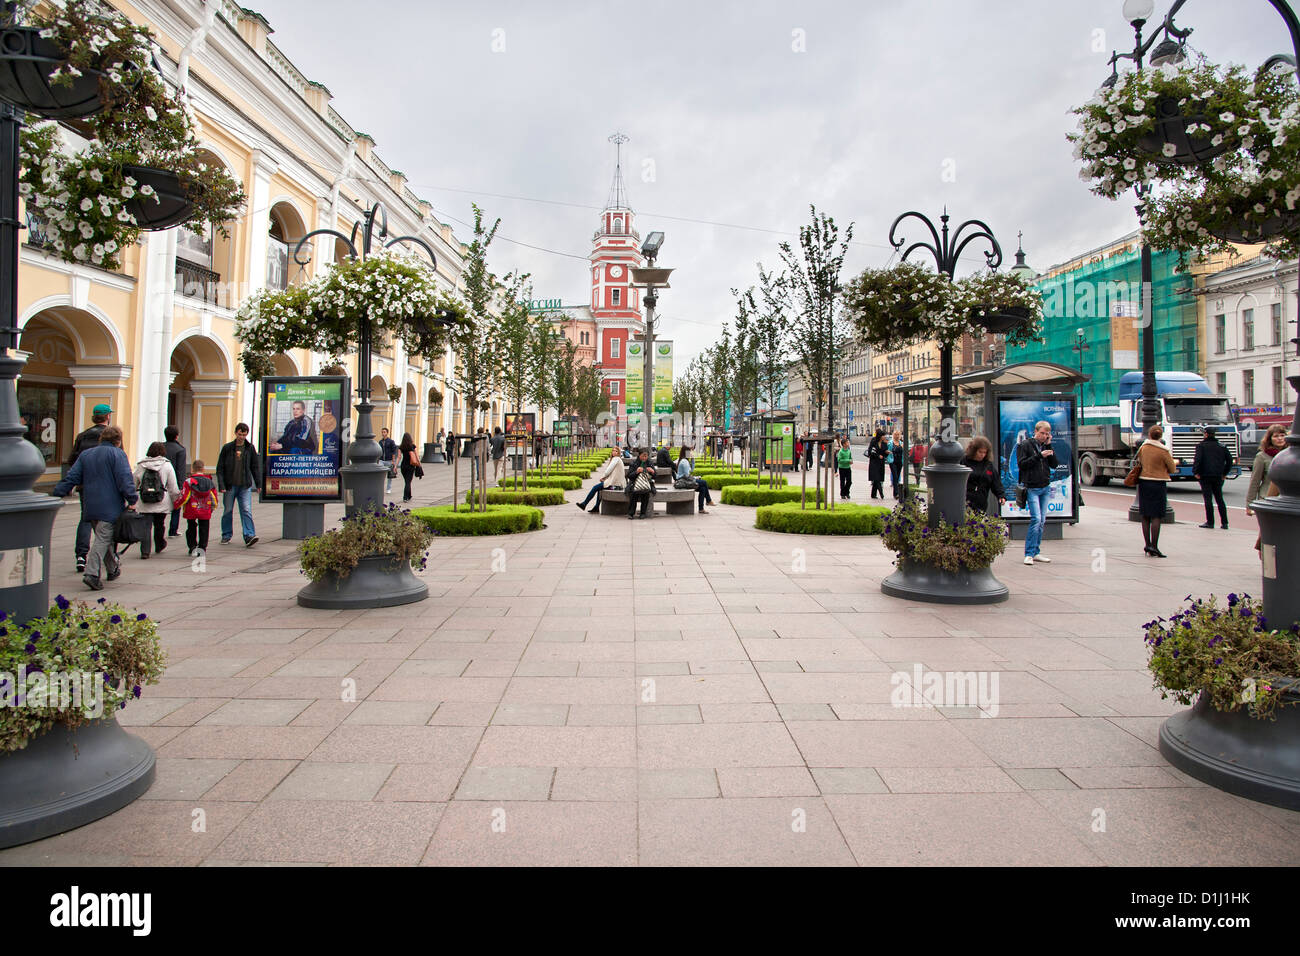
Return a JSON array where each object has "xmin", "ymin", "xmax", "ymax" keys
[{"xmin": 17, "ymin": 0, "xmax": 504, "ymax": 486}]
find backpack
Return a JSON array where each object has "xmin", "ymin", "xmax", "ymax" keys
[{"xmin": 139, "ymin": 467, "xmax": 165, "ymax": 504}]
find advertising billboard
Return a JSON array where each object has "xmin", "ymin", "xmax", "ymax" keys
[
  {"xmin": 766, "ymin": 421, "xmax": 794, "ymax": 467},
  {"xmin": 503, "ymin": 412, "xmax": 535, "ymax": 437},
  {"xmin": 653, "ymin": 340, "xmax": 673, "ymax": 415},
  {"xmin": 996, "ymin": 396, "xmax": 1076, "ymax": 521},
  {"xmin": 260, "ymin": 376, "xmax": 347, "ymax": 502},
  {"xmin": 626, "ymin": 341, "xmax": 644, "ymax": 414}
]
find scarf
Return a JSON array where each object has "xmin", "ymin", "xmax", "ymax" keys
[{"xmin": 1265, "ymin": 442, "xmax": 1283, "ymax": 457}]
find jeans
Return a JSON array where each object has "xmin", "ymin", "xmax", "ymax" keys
[
  {"xmin": 695, "ymin": 477, "xmax": 713, "ymax": 508},
  {"xmin": 1200, "ymin": 477, "xmax": 1227, "ymax": 525},
  {"xmin": 75, "ymin": 496, "xmax": 93, "ymax": 560},
  {"xmin": 382, "ymin": 458, "xmax": 394, "ymax": 493},
  {"xmin": 84, "ymin": 518, "xmax": 119, "ymax": 582},
  {"xmin": 168, "ymin": 506, "xmax": 181, "ymax": 536},
  {"xmin": 578, "ymin": 481, "xmax": 605, "ymax": 510},
  {"xmin": 890, "ymin": 463, "xmax": 903, "ymax": 498},
  {"xmin": 221, "ymin": 485, "xmax": 256, "ymax": 541},
  {"xmin": 186, "ymin": 518, "xmax": 210, "ymax": 553},
  {"xmin": 1024, "ymin": 485, "xmax": 1051, "ymax": 557}
]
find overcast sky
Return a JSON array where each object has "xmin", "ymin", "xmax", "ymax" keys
[{"xmin": 246, "ymin": 0, "xmax": 1292, "ymax": 370}]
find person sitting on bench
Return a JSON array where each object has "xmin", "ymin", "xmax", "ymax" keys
[
  {"xmin": 577, "ymin": 454, "xmax": 625, "ymax": 513},
  {"xmin": 675, "ymin": 444, "xmax": 713, "ymax": 514},
  {"xmin": 626, "ymin": 448, "xmax": 655, "ymax": 519}
]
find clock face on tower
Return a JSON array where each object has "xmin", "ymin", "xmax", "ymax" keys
[{"xmin": 609, "ymin": 265, "xmax": 623, "ymax": 278}]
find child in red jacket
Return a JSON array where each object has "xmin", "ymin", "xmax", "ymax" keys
[{"xmin": 175, "ymin": 459, "xmax": 219, "ymax": 555}]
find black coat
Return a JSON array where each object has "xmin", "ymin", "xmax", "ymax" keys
[
  {"xmin": 867, "ymin": 438, "xmax": 886, "ymax": 482},
  {"xmin": 963, "ymin": 456, "xmax": 1005, "ymax": 510},
  {"xmin": 163, "ymin": 439, "xmax": 188, "ymax": 484},
  {"xmin": 1192, "ymin": 437, "xmax": 1233, "ymax": 478},
  {"xmin": 1016, "ymin": 438, "xmax": 1059, "ymax": 489},
  {"xmin": 216, "ymin": 439, "xmax": 261, "ymax": 492}
]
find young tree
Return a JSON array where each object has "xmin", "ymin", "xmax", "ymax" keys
[
  {"xmin": 780, "ymin": 205, "xmax": 855, "ymax": 431},
  {"xmin": 753, "ymin": 263, "xmax": 790, "ymax": 411},
  {"xmin": 575, "ymin": 362, "xmax": 605, "ymax": 433},
  {"xmin": 451, "ymin": 203, "xmax": 501, "ymax": 434},
  {"xmin": 491, "ymin": 271, "xmax": 535, "ymax": 492}
]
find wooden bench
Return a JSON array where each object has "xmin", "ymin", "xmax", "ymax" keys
[{"xmin": 597, "ymin": 488, "xmax": 696, "ymax": 517}]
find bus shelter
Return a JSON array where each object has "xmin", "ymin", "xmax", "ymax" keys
[{"xmin": 898, "ymin": 362, "xmax": 1088, "ymax": 536}]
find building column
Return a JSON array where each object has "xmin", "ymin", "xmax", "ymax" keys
[
  {"xmin": 68, "ymin": 363, "xmax": 131, "ymax": 446},
  {"xmin": 242, "ymin": 150, "xmax": 279, "ymax": 429}
]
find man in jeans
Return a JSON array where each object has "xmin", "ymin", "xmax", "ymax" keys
[
  {"xmin": 51, "ymin": 425, "xmax": 137, "ymax": 591},
  {"xmin": 378, "ymin": 427, "xmax": 398, "ymax": 496},
  {"xmin": 66, "ymin": 403, "xmax": 111, "ymax": 573},
  {"xmin": 1016, "ymin": 421, "xmax": 1060, "ymax": 565},
  {"xmin": 216, "ymin": 422, "xmax": 260, "ymax": 547}
]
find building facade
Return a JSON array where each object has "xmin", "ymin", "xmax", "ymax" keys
[
  {"xmin": 16, "ymin": 0, "xmax": 504, "ymax": 487},
  {"xmin": 870, "ymin": 342, "xmax": 941, "ymax": 434}
]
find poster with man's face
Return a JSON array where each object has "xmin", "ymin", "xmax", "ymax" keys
[{"xmin": 261, "ymin": 377, "xmax": 347, "ymax": 502}]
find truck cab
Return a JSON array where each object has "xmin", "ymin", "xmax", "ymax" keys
[{"xmin": 1117, "ymin": 372, "xmax": 1240, "ymax": 480}]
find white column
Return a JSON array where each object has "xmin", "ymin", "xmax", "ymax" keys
[{"xmin": 243, "ymin": 150, "xmax": 279, "ymax": 429}]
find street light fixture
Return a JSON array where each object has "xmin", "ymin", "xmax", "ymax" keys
[{"xmin": 630, "ymin": 233, "xmax": 671, "ymax": 448}]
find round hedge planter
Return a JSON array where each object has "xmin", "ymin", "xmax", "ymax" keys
[
  {"xmin": 881, "ymin": 559, "xmax": 1009, "ymax": 605},
  {"xmin": 721, "ymin": 486, "xmax": 826, "ymax": 507},
  {"xmin": 500, "ymin": 476, "xmax": 581, "ymax": 490},
  {"xmin": 297, "ymin": 553, "xmax": 428, "ymax": 609},
  {"xmin": 754, "ymin": 502, "xmax": 889, "ymax": 535},
  {"xmin": 1159, "ymin": 685, "xmax": 1300, "ymax": 810},
  {"xmin": 0, "ymin": 716, "xmax": 155, "ymax": 849},
  {"xmin": 466, "ymin": 488, "xmax": 565, "ymax": 506},
  {"xmin": 412, "ymin": 504, "xmax": 544, "ymax": 536},
  {"xmin": 707, "ymin": 475, "xmax": 790, "ymax": 490}
]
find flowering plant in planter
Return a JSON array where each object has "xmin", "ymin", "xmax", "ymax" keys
[
  {"xmin": 16, "ymin": 0, "xmax": 245, "ymax": 269},
  {"xmin": 1144, "ymin": 592, "xmax": 1300, "ymax": 720},
  {"xmin": 844, "ymin": 261, "xmax": 954, "ymax": 349},
  {"xmin": 945, "ymin": 270, "xmax": 1044, "ymax": 348},
  {"xmin": 880, "ymin": 496, "xmax": 1009, "ymax": 572},
  {"xmin": 298, "ymin": 503, "xmax": 436, "ymax": 585},
  {"xmin": 0, "ymin": 596, "xmax": 166, "ymax": 753}
]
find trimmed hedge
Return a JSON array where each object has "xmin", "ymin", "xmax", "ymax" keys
[
  {"xmin": 412, "ymin": 504, "xmax": 544, "ymax": 535},
  {"xmin": 754, "ymin": 501, "xmax": 890, "ymax": 535},
  {"xmin": 721, "ymin": 486, "xmax": 826, "ymax": 507},
  {"xmin": 499, "ymin": 476, "xmax": 581, "ymax": 490},
  {"xmin": 466, "ymin": 488, "xmax": 565, "ymax": 506},
  {"xmin": 704, "ymin": 475, "xmax": 790, "ymax": 489}
]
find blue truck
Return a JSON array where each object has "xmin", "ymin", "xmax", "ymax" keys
[{"xmin": 1077, "ymin": 371, "xmax": 1241, "ymax": 486}]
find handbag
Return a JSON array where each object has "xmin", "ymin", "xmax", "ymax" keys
[
  {"xmin": 1123, "ymin": 461, "xmax": 1142, "ymax": 487},
  {"xmin": 1015, "ymin": 484, "xmax": 1028, "ymax": 509},
  {"xmin": 113, "ymin": 510, "xmax": 150, "ymax": 545},
  {"xmin": 633, "ymin": 471, "xmax": 652, "ymax": 494},
  {"xmin": 674, "ymin": 477, "xmax": 696, "ymax": 490}
]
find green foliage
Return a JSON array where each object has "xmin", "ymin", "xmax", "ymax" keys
[
  {"xmin": 720, "ymin": 486, "xmax": 826, "ymax": 506},
  {"xmin": 0, "ymin": 596, "xmax": 166, "ymax": 752},
  {"xmin": 298, "ymin": 503, "xmax": 435, "ymax": 584},
  {"xmin": 239, "ymin": 350, "xmax": 276, "ymax": 382},
  {"xmin": 705, "ymin": 474, "xmax": 789, "ymax": 489},
  {"xmin": 499, "ymin": 476, "xmax": 580, "ymax": 490},
  {"xmin": 466, "ymin": 488, "xmax": 565, "ymax": 506},
  {"xmin": 1144, "ymin": 593, "xmax": 1300, "ymax": 720},
  {"xmin": 412, "ymin": 504, "xmax": 544, "ymax": 535},
  {"xmin": 755, "ymin": 501, "xmax": 889, "ymax": 535},
  {"xmin": 879, "ymin": 496, "xmax": 1009, "ymax": 572},
  {"xmin": 452, "ymin": 204, "xmax": 501, "ymax": 430}
]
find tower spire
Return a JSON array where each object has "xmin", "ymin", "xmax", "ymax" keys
[{"xmin": 607, "ymin": 131, "xmax": 630, "ymax": 210}]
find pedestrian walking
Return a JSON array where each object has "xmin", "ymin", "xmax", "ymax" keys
[
  {"xmin": 399, "ymin": 432, "xmax": 421, "ymax": 501},
  {"xmin": 378, "ymin": 427, "xmax": 398, "ymax": 496},
  {"xmin": 51, "ymin": 425, "xmax": 137, "ymax": 591},
  {"xmin": 176, "ymin": 459, "xmax": 218, "ymax": 555},
  {"xmin": 445, "ymin": 431, "xmax": 456, "ymax": 466},
  {"xmin": 1016, "ymin": 421, "xmax": 1060, "ymax": 565},
  {"xmin": 675, "ymin": 444, "xmax": 713, "ymax": 513},
  {"xmin": 490, "ymin": 426, "xmax": 506, "ymax": 482},
  {"xmin": 65, "ymin": 403, "xmax": 111, "ymax": 573},
  {"xmin": 836, "ymin": 436, "xmax": 853, "ymax": 499},
  {"xmin": 577, "ymin": 453, "xmax": 625, "ymax": 513},
  {"xmin": 963, "ymin": 436, "xmax": 1005, "ymax": 515},
  {"xmin": 133, "ymin": 441, "xmax": 180, "ymax": 559},
  {"xmin": 867, "ymin": 427, "xmax": 886, "ymax": 499},
  {"xmin": 1133, "ymin": 425, "xmax": 1179, "ymax": 557},
  {"xmin": 163, "ymin": 425, "xmax": 187, "ymax": 538},
  {"xmin": 888, "ymin": 429, "xmax": 905, "ymax": 498},
  {"xmin": 216, "ymin": 422, "xmax": 260, "ymax": 547},
  {"xmin": 1246, "ymin": 423, "xmax": 1287, "ymax": 554},
  {"xmin": 626, "ymin": 448, "xmax": 654, "ymax": 519},
  {"xmin": 1192, "ymin": 426, "xmax": 1234, "ymax": 529},
  {"xmin": 909, "ymin": 436, "xmax": 927, "ymax": 487}
]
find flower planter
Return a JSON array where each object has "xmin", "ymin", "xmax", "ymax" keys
[
  {"xmin": 1136, "ymin": 97, "xmax": 1231, "ymax": 166},
  {"xmin": 121, "ymin": 164, "xmax": 196, "ymax": 232},
  {"xmin": 0, "ymin": 716, "xmax": 155, "ymax": 849},
  {"xmin": 0, "ymin": 27, "xmax": 111, "ymax": 119},
  {"xmin": 881, "ymin": 558, "xmax": 1009, "ymax": 605},
  {"xmin": 1159, "ymin": 681, "xmax": 1300, "ymax": 810},
  {"xmin": 971, "ymin": 305, "xmax": 1032, "ymax": 335},
  {"xmin": 296, "ymin": 553, "xmax": 428, "ymax": 610}
]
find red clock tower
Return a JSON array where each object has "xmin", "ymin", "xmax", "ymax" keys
[{"xmin": 592, "ymin": 133, "xmax": 644, "ymax": 421}]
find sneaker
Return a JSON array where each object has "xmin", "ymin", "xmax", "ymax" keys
[
  {"xmin": 575, "ymin": 502, "xmax": 585, "ymax": 510},
  {"xmin": 82, "ymin": 574, "xmax": 103, "ymax": 591},
  {"xmin": 75, "ymin": 557, "xmax": 86, "ymax": 573},
  {"xmin": 1033, "ymin": 554, "xmax": 1052, "ymax": 563},
  {"xmin": 1220, "ymin": 524, "xmax": 1229, "ymax": 530},
  {"xmin": 1023, "ymin": 556, "xmax": 1035, "ymax": 566},
  {"xmin": 140, "ymin": 551, "xmax": 150, "ymax": 560},
  {"xmin": 105, "ymin": 565, "xmax": 121, "ymax": 581},
  {"xmin": 627, "ymin": 514, "xmax": 635, "ymax": 520},
  {"xmin": 244, "ymin": 536, "xmax": 258, "ymax": 547},
  {"xmin": 1198, "ymin": 522, "xmax": 1214, "ymax": 528},
  {"xmin": 220, "ymin": 537, "xmax": 231, "ymax": 544}
]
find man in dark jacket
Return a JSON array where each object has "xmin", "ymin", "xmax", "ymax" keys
[
  {"xmin": 378, "ymin": 427, "xmax": 398, "ymax": 496},
  {"xmin": 163, "ymin": 425, "xmax": 188, "ymax": 538},
  {"xmin": 66, "ymin": 403, "xmax": 111, "ymax": 572},
  {"xmin": 215, "ymin": 422, "xmax": 260, "ymax": 546},
  {"xmin": 1015, "ymin": 421, "xmax": 1060, "ymax": 565},
  {"xmin": 1193, "ymin": 426, "xmax": 1234, "ymax": 529},
  {"xmin": 52, "ymin": 425, "xmax": 137, "ymax": 591}
]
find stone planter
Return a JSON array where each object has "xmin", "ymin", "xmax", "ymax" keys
[
  {"xmin": 1136, "ymin": 97, "xmax": 1231, "ymax": 166},
  {"xmin": 121, "ymin": 164, "xmax": 196, "ymax": 231},
  {"xmin": 0, "ymin": 716, "xmax": 155, "ymax": 849},
  {"xmin": 296, "ymin": 553, "xmax": 427, "ymax": 610},
  {"xmin": 1159, "ymin": 681, "xmax": 1300, "ymax": 810},
  {"xmin": 0, "ymin": 26, "xmax": 116, "ymax": 119},
  {"xmin": 881, "ymin": 558, "xmax": 1009, "ymax": 605}
]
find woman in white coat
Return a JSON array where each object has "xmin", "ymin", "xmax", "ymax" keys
[{"xmin": 133, "ymin": 440, "xmax": 181, "ymax": 558}]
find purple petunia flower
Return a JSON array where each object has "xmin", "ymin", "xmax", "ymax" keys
[
  {"xmin": 54, "ymin": 594, "xmax": 69, "ymax": 610},
  {"xmin": 109, "ymin": 614, "xmax": 121, "ymax": 624},
  {"xmin": 1172, "ymin": 650, "xmax": 1179, "ymax": 658},
  {"xmin": 90, "ymin": 651, "xmax": 99, "ymax": 661},
  {"xmin": 132, "ymin": 685, "xmax": 141, "ymax": 698},
  {"xmin": 97, "ymin": 598, "xmax": 106, "ymax": 605},
  {"xmin": 24, "ymin": 643, "xmax": 35, "ymax": 654},
  {"xmin": 1214, "ymin": 658, "xmax": 1223, "ymax": 665},
  {"xmin": 136, "ymin": 613, "xmax": 147, "ymax": 621},
  {"xmin": 1227, "ymin": 593, "xmax": 1239, "ymax": 607}
]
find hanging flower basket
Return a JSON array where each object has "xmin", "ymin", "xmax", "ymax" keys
[
  {"xmin": 120, "ymin": 164, "xmax": 195, "ymax": 231},
  {"xmin": 949, "ymin": 271, "xmax": 1043, "ymax": 347},
  {"xmin": 844, "ymin": 262, "xmax": 953, "ymax": 349},
  {"xmin": 1135, "ymin": 95, "xmax": 1233, "ymax": 167},
  {"xmin": 0, "ymin": 26, "xmax": 112, "ymax": 119}
]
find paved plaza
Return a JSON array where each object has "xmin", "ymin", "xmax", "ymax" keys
[{"xmin": 4, "ymin": 458, "xmax": 1298, "ymax": 867}]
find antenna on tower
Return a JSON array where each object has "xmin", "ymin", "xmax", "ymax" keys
[{"xmin": 607, "ymin": 131, "xmax": 630, "ymax": 210}]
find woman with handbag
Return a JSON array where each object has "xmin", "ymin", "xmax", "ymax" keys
[
  {"xmin": 1246, "ymin": 423, "xmax": 1287, "ymax": 554},
  {"xmin": 675, "ymin": 444, "xmax": 713, "ymax": 514},
  {"xmin": 1133, "ymin": 425, "xmax": 1179, "ymax": 558},
  {"xmin": 399, "ymin": 432, "xmax": 421, "ymax": 502},
  {"xmin": 627, "ymin": 448, "xmax": 655, "ymax": 519}
]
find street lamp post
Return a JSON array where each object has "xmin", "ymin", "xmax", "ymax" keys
[{"xmin": 631, "ymin": 231, "xmax": 671, "ymax": 453}]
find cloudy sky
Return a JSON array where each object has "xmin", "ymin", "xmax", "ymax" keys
[{"xmin": 247, "ymin": 0, "xmax": 1291, "ymax": 369}]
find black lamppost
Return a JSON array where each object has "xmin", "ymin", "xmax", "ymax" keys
[
  {"xmin": 881, "ymin": 209, "xmax": 1010, "ymax": 604},
  {"xmin": 292, "ymin": 202, "xmax": 446, "ymax": 519}
]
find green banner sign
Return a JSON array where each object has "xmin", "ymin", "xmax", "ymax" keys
[
  {"xmin": 653, "ymin": 340, "xmax": 673, "ymax": 415},
  {"xmin": 626, "ymin": 341, "xmax": 644, "ymax": 414}
]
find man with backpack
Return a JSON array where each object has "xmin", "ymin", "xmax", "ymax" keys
[
  {"xmin": 163, "ymin": 426, "xmax": 188, "ymax": 538},
  {"xmin": 175, "ymin": 459, "xmax": 219, "ymax": 555},
  {"xmin": 66, "ymin": 403, "xmax": 111, "ymax": 573}
]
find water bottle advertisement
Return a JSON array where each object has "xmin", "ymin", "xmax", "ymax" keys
[{"xmin": 997, "ymin": 396, "xmax": 1076, "ymax": 521}]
